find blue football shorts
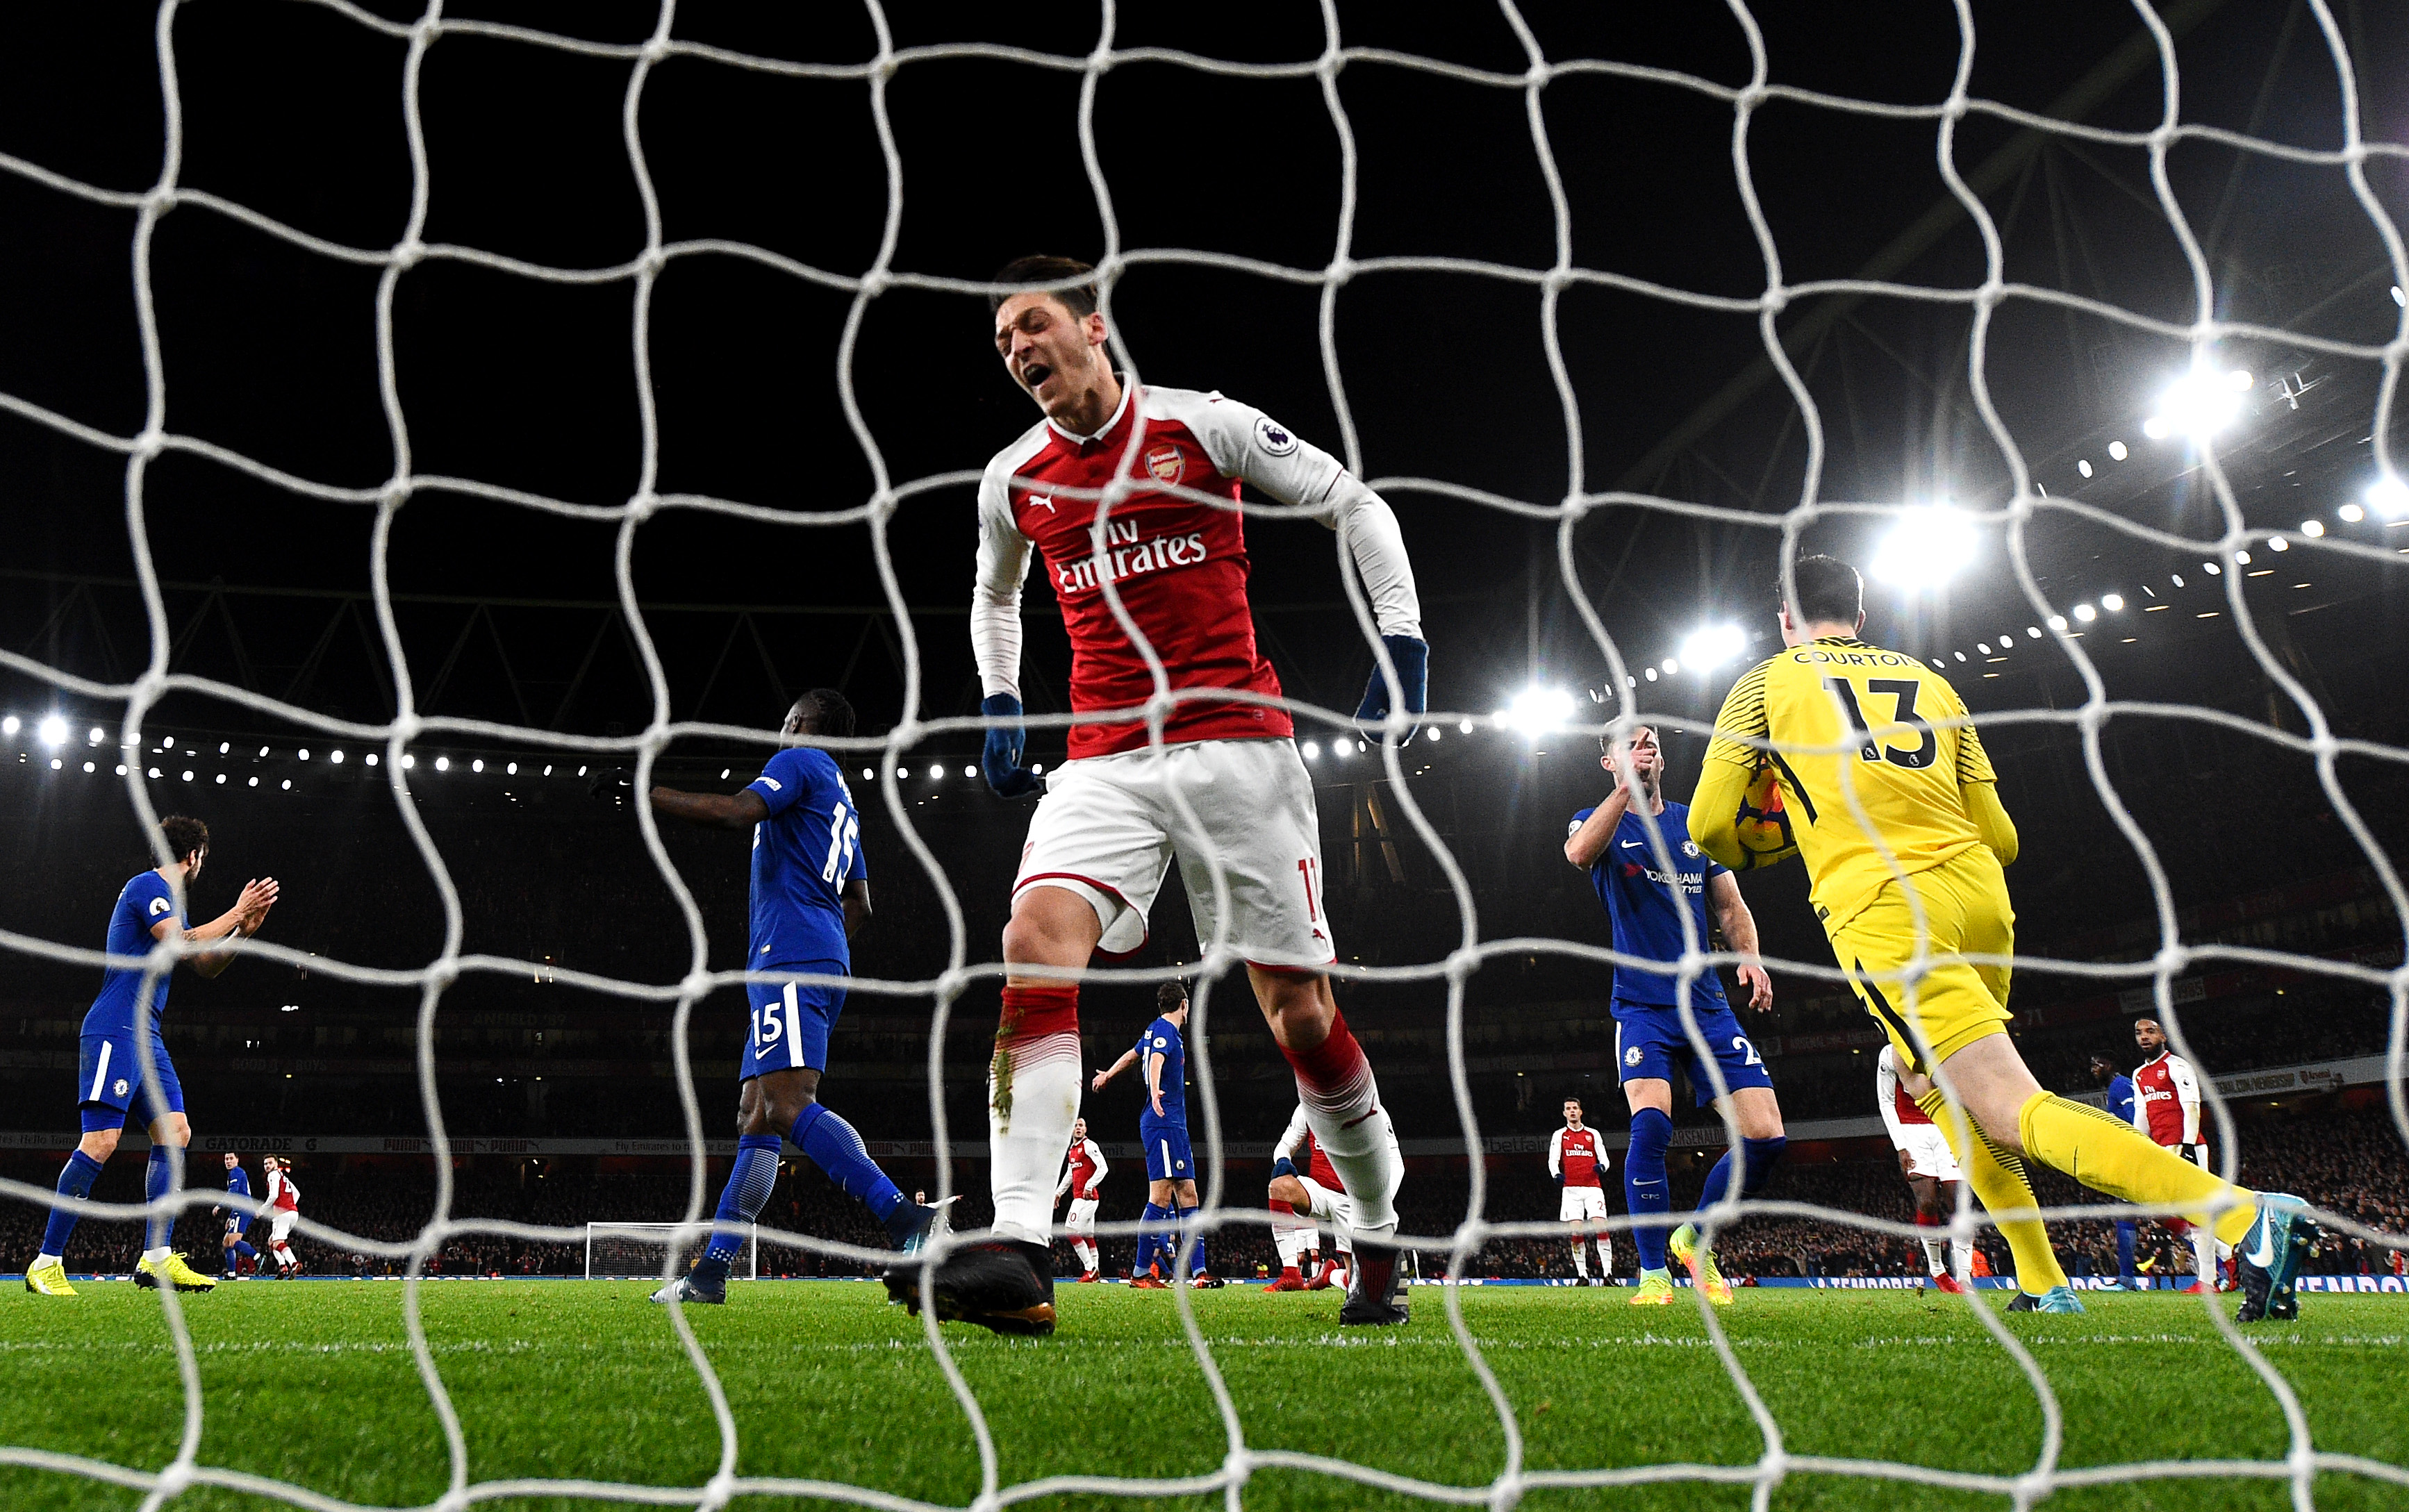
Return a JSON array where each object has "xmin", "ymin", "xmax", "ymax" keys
[
  {"xmin": 741, "ymin": 963, "xmax": 848, "ymax": 1078},
  {"xmin": 1612, "ymin": 999, "xmax": 1774, "ymax": 1106},
  {"xmin": 1140, "ymin": 1117, "xmax": 1194, "ymax": 1182},
  {"xmin": 78, "ymin": 1029, "xmax": 184, "ymax": 1132}
]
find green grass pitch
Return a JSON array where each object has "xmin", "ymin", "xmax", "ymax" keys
[{"xmin": 1, "ymin": 1280, "xmax": 2404, "ymax": 1511}]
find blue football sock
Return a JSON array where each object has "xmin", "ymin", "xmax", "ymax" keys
[
  {"xmin": 790, "ymin": 1103, "xmax": 907, "ymax": 1230},
  {"xmin": 1136, "ymin": 1202, "xmax": 1168, "ymax": 1275},
  {"xmin": 1698, "ymin": 1136, "xmax": 1787, "ymax": 1209},
  {"xmin": 1177, "ymin": 1206, "xmax": 1205, "ymax": 1274},
  {"xmin": 232, "ymin": 1240, "xmax": 258, "ymax": 1261},
  {"xmin": 693, "ymin": 1133, "xmax": 781, "ymax": 1283},
  {"xmin": 1625, "ymin": 1108, "xmax": 1673, "ymax": 1272},
  {"xmin": 145, "ymin": 1146, "xmax": 177, "ymax": 1252},
  {"xmin": 2116, "ymin": 1219, "xmax": 2138, "ymax": 1283},
  {"xmin": 40, "ymin": 1150, "xmax": 105, "ymax": 1258}
]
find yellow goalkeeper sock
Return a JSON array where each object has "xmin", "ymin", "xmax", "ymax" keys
[
  {"xmin": 2015, "ymin": 1092, "xmax": 2258, "ymax": 1247},
  {"xmin": 1917, "ymin": 1089, "xmax": 2067, "ymax": 1293}
]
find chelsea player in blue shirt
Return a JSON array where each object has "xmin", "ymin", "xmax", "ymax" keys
[
  {"xmin": 1564, "ymin": 724, "xmax": 1783, "ymax": 1306},
  {"xmin": 26, "ymin": 814, "xmax": 279, "ymax": 1296},
  {"xmin": 2091, "ymin": 1055, "xmax": 2144, "ymax": 1288},
  {"xmin": 217, "ymin": 1153, "xmax": 263, "ymax": 1279},
  {"xmin": 646, "ymin": 691, "xmax": 943, "ymax": 1305},
  {"xmin": 1092, "ymin": 982, "xmax": 1210, "ymax": 1285}
]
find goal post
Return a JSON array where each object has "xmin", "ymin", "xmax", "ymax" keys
[{"xmin": 585, "ymin": 1222, "xmax": 756, "ymax": 1282}]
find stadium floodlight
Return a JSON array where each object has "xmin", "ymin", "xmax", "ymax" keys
[
  {"xmin": 1500, "ymin": 686, "xmax": 1576, "ymax": 738},
  {"xmin": 331, "ymin": 749, "xmax": 345, "ymax": 763},
  {"xmin": 1425, "ymin": 726, "xmax": 1441, "ymax": 742},
  {"xmin": 366, "ymin": 753, "xmax": 379, "ymax": 767},
  {"xmin": 2365, "ymin": 476, "xmax": 2409, "ymax": 520},
  {"xmin": 1680, "ymin": 623, "xmax": 1747, "ymax": 672},
  {"xmin": 2205, "ymin": 563, "xmax": 2222, "ymax": 575},
  {"xmin": 115, "ymin": 765, "xmax": 126, "ymax": 776},
  {"xmin": 1301, "ymin": 740, "xmax": 1321, "ymax": 759},
  {"xmin": 38, "ymin": 715, "xmax": 67, "ymax": 747},
  {"xmin": 2144, "ymin": 368, "xmax": 2249, "ymax": 440},
  {"xmin": 220, "ymin": 741, "xmax": 231, "ymax": 755},
  {"xmin": 246, "ymin": 776, "xmax": 256, "ymax": 787},
  {"xmin": 434, "ymin": 756, "xmax": 449, "ymax": 772},
  {"xmin": 1, "ymin": 715, "xmax": 17, "ymax": 735},
  {"xmin": 2301, "ymin": 520, "xmax": 2324, "ymax": 538},
  {"xmin": 2026, "ymin": 626, "xmax": 2042, "ymax": 638},
  {"xmin": 1458, "ymin": 718, "xmax": 1474, "ymax": 734},
  {"xmin": 147, "ymin": 767, "xmax": 160, "ymax": 779},
  {"xmin": 2339, "ymin": 502, "xmax": 2366, "ymax": 523},
  {"xmin": 2235, "ymin": 549, "xmax": 2252, "ymax": 564},
  {"xmin": 2047, "ymin": 615, "xmax": 2069, "ymax": 631},
  {"xmin": 215, "ymin": 773, "xmax": 226, "ymax": 784},
  {"xmin": 88, "ymin": 726, "xmax": 103, "ymax": 744},
  {"xmin": 181, "ymin": 770, "xmax": 193, "ymax": 781},
  {"xmin": 860, "ymin": 767, "xmax": 872, "ymax": 780},
  {"xmin": 1869, "ymin": 506, "xmax": 1978, "ymax": 588},
  {"xmin": 49, "ymin": 758, "xmax": 61, "ymax": 770},
  {"xmin": 1977, "ymin": 642, "xmax": 1991, "ymax": 654},
  {"xmin": 2394, "ymin": 285, "xmax": 2406, "ymax": 307},
  {"xmin": 2268, "ymin": 538, "xmax": 2288, "ymax": 552},
  {"xmin": 2101, "ymin": 594, "xmax": 2125, "ymax": 611},
  {"xmin": 506, "ymin": 762, "xmax": 517, "ymax": 775},
  {"xmin": 298, "ymin": 748, "xmax": 311, "ymax": 761},
  {"xmin": 281, "ymin": 780, "xmax": 291, "ymax": 791},
  {"xmin": 472, "ymin": 759, "xmax": 486, "ymax": 773},
  {"xmin": 2108, "ymin": 440, "xmax": 2128, "ymax": 460},
  {"xmin": 257, "ymin": 745, "xmax": 267, "ymax": 757},
  {"xmin": 2077, "ymin": 459, "xmax": 2093, "ymax": 478},
  {"xmin": 83, "ymin": 761, "xmax": 94, "ymax": 773},
  {"xmin": 1031, "ymin": 763, "xmax": 1043, "ymax": 775},
  {"xmin": 1644, "ymin": 667, "xmax": 1659, "ymax": 682},
  {"xmin": 163, "ymin": 735, "xmax": 175, "ymax": 749},
  {"xmin": 2073, "ymin": 604, "xmax": 2096, "ymax": 622}
]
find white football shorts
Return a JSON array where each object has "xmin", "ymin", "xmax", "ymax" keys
[
  {"xmin": 1014, "ymin": 737, "xmax": 1334, "ymax": 969},
  {"xmin": 1898, "ymin": 1124, "xmax": 1964, "ymax": 1182},
  {"xmin": 267, "ymin": 1211, "xmax": 297, "ymax": 1245},
  {"xmin": 1066, "ymin": 1196, "xmax": 1099, "ymax": 1236},
  {"xmin": 1558, "ymin": 1184, "xmax": 1609, "ymax": 1222}
]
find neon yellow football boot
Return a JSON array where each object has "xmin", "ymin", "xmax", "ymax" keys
[
  {"xmin": 135, "ymin": 1252, "xmax": 218, "ymax": 1292},
  {"xmin": 1628, "ymin": 1271, "xmax": 1678, "ymax": 1305},
  {"xmin": 24, "ymin": 1259, "xmax": 76, "ymax": 1296},
  {"xmin": 1668, "ymin": 1223, "xmax": 1733, "ymax": 1306}
]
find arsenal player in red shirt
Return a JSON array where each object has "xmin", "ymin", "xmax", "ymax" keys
[
  {"xmin": 886, "ymin": 258, "xmax": 1428, "ymax": 1336},
  {"xmin": 1548, "ymin": 1099, "xmax": 1612, "ymax": 1284},
  {"xmin": 2132, "ymin": 1017, "xmax": 2224, "ymax": 1290}
]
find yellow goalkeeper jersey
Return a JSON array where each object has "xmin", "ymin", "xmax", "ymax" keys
[{"xmin": 1703, "ymin": 636, "xmax": 1997, "ymax": 929}]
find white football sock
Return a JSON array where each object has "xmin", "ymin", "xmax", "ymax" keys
[
  {"xmin": 987, "ymin": 990, "xmax": 1082, "ymax": 1248},
  {"xmin": 35, "ymin": 1252, "xmax": 60, "ymax": 1269},
  {"xmin": 1273, "ymin": 1223, "xmax": 1304, "ymax": 1268},
  {"xmin": 1922, "ymin": 1236, "xmax": 1948, "ymax": 1277},
  {"xmin": 1304, "ymin": 1099, "xmax": 1402, "ymax": 1234},
  {"xmin": 142, "ymin": 1246, "xmax": 169, "ymax": 1264},
  {"xmin": 1571, "ymin": 1240, "xmax": 1589, "ymax": 1278},
  {"xmin": 1952, "ymin": 1238, "xmax": 1972, "ymax": 1283},
  {"xmin": 1074, "ymin": 1238, "xmax": 1097, "ymax": 1272}
]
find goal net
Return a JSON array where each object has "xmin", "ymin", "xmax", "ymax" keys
[
  {"xmin": 0, "ymin": 2, "xmax": 2404, "ymax": 1511},
  {"xmin": 586, "ymin": 1222, "xmax": 756, "ymax": 1283}
]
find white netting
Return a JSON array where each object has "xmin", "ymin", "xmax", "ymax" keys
[
  {"xmin": 586, "ymin": 1223, "xmax": 756, "ymax": 1282},
  {"xmin": 0, "ymin": 1, "xmax": 2406, "ymax": 1509}
]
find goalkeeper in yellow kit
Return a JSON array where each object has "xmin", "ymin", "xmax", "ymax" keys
[{"xmin": 1689, "ymin": 554, "xmax": 2315, "ymax": 1320}]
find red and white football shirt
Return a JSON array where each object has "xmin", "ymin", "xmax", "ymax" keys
[
  {"xmin": 266, "ymin": 1166, "xmax": 299, "ymax": 1212},
  {"xmin": 1550, "ymin": 1125, "xmax": 1605, "ymax": 1188},
  {"xmin": 2132, "ymin": 1051, "xmax": 2200, "ymax": 1147},
  {"xmin": 1063, "ymin": 1137, "xmax": 1107, "ymax": 1201},
  {"xmin": 975, "ymin": 385, "xmax": 1418, "ymax": 761}
]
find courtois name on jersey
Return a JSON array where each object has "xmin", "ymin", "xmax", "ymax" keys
[
  {"xmin": 745, "ymin": 747, "xmax": 868, "ymax": 968},
  {"xmin": 87, "ymin": 870, "xmax": 181, "ymax": 1033}
]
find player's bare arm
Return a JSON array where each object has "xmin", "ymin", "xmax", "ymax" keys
[
  {"xmin": 649, "ymin": 786, "xmax": 771, "ymax": 831},
  {"xmin": 181, "ymin": 874, "xmax": 279, "ymax": 980},
  {"xmin": 1091, "ymin": 1047, "xmax": 1136, "ymax": 1093},
  {"xmin": 1705, "ymin": 872, "xmax": 1773, "ymax": 1012}
]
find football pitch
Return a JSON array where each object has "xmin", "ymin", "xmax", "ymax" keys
[{"xmin": 1, "ymin": 1281, "xmax": 2404, "ymax": 1512}]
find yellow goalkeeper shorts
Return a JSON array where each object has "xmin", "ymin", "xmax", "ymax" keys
[{"xmin": 1822, "ymin": 847, "xmax": 2015, "ymax": 1071}]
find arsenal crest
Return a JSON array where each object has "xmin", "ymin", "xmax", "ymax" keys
[{"xmin": 1144, "ymin": 444, "xmax": 1184, "ymax": 485}]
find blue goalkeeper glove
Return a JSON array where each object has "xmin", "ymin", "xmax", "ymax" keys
[
  {"xmin": 980, "ymin": 694, "xmax": 1044, "ymax": 799},
  {"xmin": 1355, "ymin": 634, "xmax": 1427, "ymax": 741},
  {"xmin": 1270, "ymin": 1156, "xmax": 1299, "ymax": 1181}
]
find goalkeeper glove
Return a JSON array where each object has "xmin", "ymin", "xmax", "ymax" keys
[
  {"xmin": 980, "ymin": 693, "xmax": 1044, "ymax": 799},
  {"xmin": 2180, "ymin": 1143, "xmax": 2210, "ymax": 1170},
  {"xmin": 1270, "ymin": 1156, "xmax": 1298, "ymax": 1181},
  {"xmin": 1355, "ymin": 634, "xmax": 1427, "ymax": 740}
]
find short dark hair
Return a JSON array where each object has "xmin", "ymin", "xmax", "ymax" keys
[
  {"xmin": 989, "ymin": 256, "xmax": 1099, "ymax": 319},
  {"xmin": 1598, "ymin": 723, "xmax": 1656, "ymax": 760},
  {"xmin": 1783, "ymin": 554, "xmax": 1862, "ymax": 626},
  {"xmin": 159, "ymin": 815, "xmax": 208, "ymax": 864},
  {"xmin": 800, "ymin": 688, "xmax": 856, "ymax": 740},
  {"xmin": 1156, "ymin": 980, "xmax": 1189, "ymax": 1013}
]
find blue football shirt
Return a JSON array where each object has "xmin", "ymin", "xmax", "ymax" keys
[
  {"xmin": 86, "ymin": 870, "xmax": 181, "ymax": 1036},
  {"xmin": 2107, "ymin": 1074, "xmax": 2135, "ymax": 1127},
  {"xmin": 227, "ymin": 1164, "xmax": 251, "ymax": 1202},
  {"xmin": 1568, "ymin": 799, "xmax": 1730, "ymax": 1010},
  {"xmin": 744, "ymin": 747, "xmax": 867, "ymax": 969},
  {"xmin": 1137, "ymin": 1015, "xmax": 1187, "ymax": 1123}
]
